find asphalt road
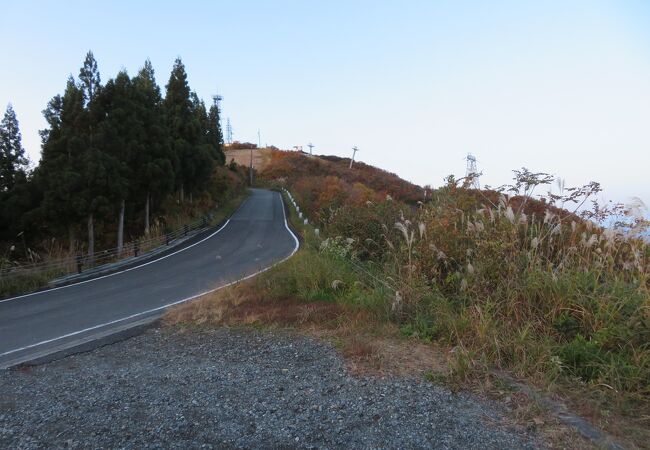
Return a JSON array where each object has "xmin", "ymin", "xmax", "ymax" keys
[{"xmin": 0, "ymin": 188, "xmax": 299, "ymax": 368}]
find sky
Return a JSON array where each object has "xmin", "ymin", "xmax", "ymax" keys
[{"xmin": 1, "ymin": 0, "xmax": 649, "ymax": 212}]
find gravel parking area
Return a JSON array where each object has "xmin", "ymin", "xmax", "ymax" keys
[{"xmin": 0, "ymin": 327, "xmax": 541, "ymax": 449}]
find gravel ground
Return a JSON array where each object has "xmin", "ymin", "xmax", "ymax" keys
[{"xmin": 0, "ymin": 327, "xmax": 542, "ymax": 449}]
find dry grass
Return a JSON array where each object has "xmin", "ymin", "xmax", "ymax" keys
[
  {"xmin": 165, "ymin": 282, "xmax": 447, "ymax": 379},
  {"xmin": 224, "ymin": 147, "xmax": 273, "ymax": 172}
]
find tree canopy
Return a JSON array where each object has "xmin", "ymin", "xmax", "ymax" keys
[{"xmin": 1, "ymin": 52, "xmax": 229, "ymax": 257}]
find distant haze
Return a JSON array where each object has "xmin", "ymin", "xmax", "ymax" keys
[{"xmin": 1, "ymin": 0, "xmax": 649, "ymax": 213}]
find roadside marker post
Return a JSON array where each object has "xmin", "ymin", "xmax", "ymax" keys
[{"xmin": 76, "ymin": 254, "xmax": 83, "ymax": 274}]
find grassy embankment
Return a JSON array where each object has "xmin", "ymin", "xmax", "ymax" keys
[
  {"xmin": 166, "ymin": 150, "xmax": 649, "ymax": 448},
  {"xmin": 167, "ymin": 191, "xmax": 443, "ymax": 376}
]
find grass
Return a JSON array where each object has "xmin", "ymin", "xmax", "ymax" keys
[
  {"xmin": 164, "ymin": 244, "xmax": 600, "ymax": 449},
  {"xmin": 167, "ymin": 174, "xmax": 649, "ymax": 448},
  {"xmin": 164, "ymin": 246, "xmax": 447, "ymax": 378}
]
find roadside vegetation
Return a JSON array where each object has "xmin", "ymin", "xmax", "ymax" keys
[
  {"xmin": 0, "ymin": 52, "xmax": 248, "ymax": 296},
  {"xmin": 169, "ymin": 150, "xmax": 649, "ymax": 448}
]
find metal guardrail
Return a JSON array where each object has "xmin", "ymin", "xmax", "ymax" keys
[{"xmin": 0, "ymin": 213, "xmax": 214, "ymax": 281}]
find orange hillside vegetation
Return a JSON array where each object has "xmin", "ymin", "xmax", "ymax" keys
[{"xmin": 261, "ymin": 150, "xmax": 425, "ymax": 204}]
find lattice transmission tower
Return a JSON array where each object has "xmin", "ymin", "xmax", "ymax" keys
[
  {"xmin": 211, "ymin": 94, "xmax": 223, "ymax": 142},
  {"xmin": 225, "ymin": 118, "xmax": 233, "ymax": 144},
  {"xmin": 465, "ymin": 153, "xmax": 481, "ymax": 189}
]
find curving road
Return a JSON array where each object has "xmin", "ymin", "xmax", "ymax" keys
[{"xmin": 0, "ymin": 189, "xmax": 299, "ymax": 368}]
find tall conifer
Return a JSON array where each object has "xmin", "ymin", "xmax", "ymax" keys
[
  {"xmin": 0, "ymin": 104, "xmax": 28, "ymax": 192},
  {"xmin": 132, "ymin": 60, "xmax": 174, "ymax": 234}
]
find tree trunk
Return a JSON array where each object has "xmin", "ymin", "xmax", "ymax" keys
[
  {"xmin": 180, "ymin": 184, "xmax": 185, "ymax": 204},
  {"xmin": 87, "ymin": 213, "xmax": 94, "ymax": 265},
  {"xmin": 117, "ymin": 199, "xmax": 125, "ymax": 256},
  {"xmin": 68, "ymin": 226, "xmax": 76, "ymax": 254},
  {"xmin": 189, "ymin": 192, "xmax": 193, "ymax": 204},
  {"xmin": 145, "ymin": 193, "xmax": 150, "ymax": 236}
]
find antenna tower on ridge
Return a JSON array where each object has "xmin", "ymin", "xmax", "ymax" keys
[
  {"xmin": 211, "ymin": 94, "xmax": 223, "ymax": 110},
  {"xmin": 465, "ymin": 153, "xmax": 481, "ymax": 189},
  {"xmin": 225, "ymin": 118, "xmax": 233, "ymax": 144},
  {"xmin": 212, "ymin": 94, "xmax": 224, "ymax": 144}
]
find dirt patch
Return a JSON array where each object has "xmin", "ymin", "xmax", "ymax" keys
[{"xmin": 165, "ymin": 287, "xmax": 448, "ymax": 380}]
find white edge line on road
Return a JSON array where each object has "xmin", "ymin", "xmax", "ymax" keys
[
  {"xmin": 0, "ymin": 196, "xmax": 254, "ymax": 304},
  {"xmin": 0, "ymin": 191, "xmax": 300, "ymax": 359}
]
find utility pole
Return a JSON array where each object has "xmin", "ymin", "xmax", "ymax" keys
[
  {"xmin": 257, "ymin": 129, "xmax": 261, "ymax": 149},
  {"xmin": 249, "ymin": 146, "xmax": 254, "ymax": 186},
  {"xmin": 307, "ymin": 142, "xmax": 314, "ymax": 156},
  {"xmin": 350, "ymin": 146, "xmax": 359, "ymax": 169}
]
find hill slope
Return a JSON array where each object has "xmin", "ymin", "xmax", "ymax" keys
[{"xmin": 257, "ymin": 147, "xmax": 649, "ymax": 446}]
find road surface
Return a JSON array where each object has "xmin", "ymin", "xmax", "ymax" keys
[{"xmin": 0, "ymin": 189, "xmax": 299, "ymax": 368}]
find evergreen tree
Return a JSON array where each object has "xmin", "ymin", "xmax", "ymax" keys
[
  {"xmin": 39, "ymin": 95, "xmax": 63, "ymax": 145},
  {"xmin": 164, "ymin": 57, "xmax": 196, "ymax": 202},
  {"xmin": 0, "ymin": 104, "xmax": 29, "ymax": 192},
  {"xmin": 0, "ymin": 104, "xmax": 30, "ymax": 241},
  {"xmin": 79, "ymin": 51, "xmax": 101, "ymax": 106},
  {"xmin": 187, "ymin": 93, "xmax": 215, "ymax": 200},
  {"xmin": 36, "ymin": 78, "xmax": 87, "ymax": 251},
  {"xmin": 207, "ymin": 103, "xmax": 225, "ymax": 166},
  {"xmin": 94, "ymin": 70, "xmax": 136, "ymax": 253},
  {"xmin": 132, "ymin": 59, "xmax": 174, "ymax": 234},
  {"xmin": 77, "ymin": 51, "xmax": 114, "ymax": 260}
]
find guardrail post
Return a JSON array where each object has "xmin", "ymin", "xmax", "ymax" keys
[
  {"xmin": 76, "ymin": 253, "xmax": 83, "ymax": 274},
  {"xmin": 184, "ymin": 224, "xmax": 188, "ymax": 237},
  {"xmin": 134, "ymin": 240, "xmax": 139, "ymax": 257},
  {"xmin": 166, "ymin": 233, "xmax": 171, "ymax": 246}
]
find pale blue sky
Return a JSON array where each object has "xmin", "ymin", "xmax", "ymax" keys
[{"xmin": 1, "ymin": 0, "xmax": 649, "ymax": 210}]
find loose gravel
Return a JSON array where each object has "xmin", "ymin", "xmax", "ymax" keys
[{"xmin": 0, "ymin": 327, "xmax": 542, "ymax": 449}]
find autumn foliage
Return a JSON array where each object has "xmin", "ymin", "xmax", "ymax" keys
[{"xmin": 261, "ymin": 150, "xmax": 424, "ymax": 224}]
